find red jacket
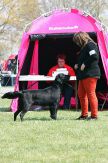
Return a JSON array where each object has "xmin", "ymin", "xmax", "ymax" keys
[{"xmin": 47, "ymin": 64, "xmax": 75, "ymax": 76}]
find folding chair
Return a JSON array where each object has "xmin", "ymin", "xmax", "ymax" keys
[{"xmin": 97, "ymin": 92, "xmax": 108, "ymax": 110}]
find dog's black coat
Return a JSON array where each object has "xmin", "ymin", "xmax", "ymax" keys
[{"xmin": 2, "ymin": 74, "xmax": 70, "ymax": 121}]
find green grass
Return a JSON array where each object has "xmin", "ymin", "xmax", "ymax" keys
[{"xmin": 0, "ymin": 99, "xmax": 108, "ymax": 163}]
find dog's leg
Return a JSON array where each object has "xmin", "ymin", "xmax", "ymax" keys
[
  {"xmin": 50, "ymin": 104, "xmax": 58, "ymax": 120},
  {"xmin": 50, "ymin": 108, "xmax": 57, "ymax": 120},
  {"xmin": 14, "ymin": 109, "xmax": 21, "ymax": 121},
  {"xmin": 20, "ymin": 110, "xmax": 27, "ymax": 121}
]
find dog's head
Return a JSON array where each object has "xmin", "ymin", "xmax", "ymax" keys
[{"xmin": 55, "ymin": 73, "xmax": 70, "ymax": 85}]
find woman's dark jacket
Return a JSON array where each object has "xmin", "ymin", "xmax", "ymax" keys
[{"xmin": 75, "ymin": 41, "xmax": 101, "ymax": 80}]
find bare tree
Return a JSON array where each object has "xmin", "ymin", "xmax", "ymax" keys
[
  {"xmin": 0, "ymin": 0, "xmax": 17, "ymax": 33},
  {"xmin": 0, "ymin": 0, "xmax": 40, "ymax": 59},
  {"xmin": 38, "ymin": 0, "xmax": 108, "ymax": 20}
]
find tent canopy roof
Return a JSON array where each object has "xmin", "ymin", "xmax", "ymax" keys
[{"xmin": 27, "ymin": 9, "xmax": 102, "ymax": 35}]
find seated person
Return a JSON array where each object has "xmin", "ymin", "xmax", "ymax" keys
[{"xmin": 47, "ymin": 54, "xmax": 75, "ymax": 109}]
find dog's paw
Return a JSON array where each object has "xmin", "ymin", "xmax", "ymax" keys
[{"xmin": 50, "ymin": 115, "xmax": 57, "ymax": 120}]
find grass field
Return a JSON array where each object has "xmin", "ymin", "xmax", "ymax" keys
[{"xmin": 0, "ymin": 98, "xmax": 108, "ymax": 163}]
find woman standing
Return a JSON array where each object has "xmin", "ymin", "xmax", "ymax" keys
[{"xmin": 73, "ymin": 32, "xmax": 101, "ymax": 120}]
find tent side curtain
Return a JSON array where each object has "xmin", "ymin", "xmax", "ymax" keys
[
  {"xmin": 11, "ymin": 33, "xmax": 30, "ymax": 112},
  {"xmin": 18, "ymin": 33, "xmax": 30, "ymax": 72},
  {"xmin": 97, "ymin": 31, "xmax": 108, "ymax": 82},
  {"xmin": 27, "ymin": 40, "xmax": 39, "ymax": 90}
]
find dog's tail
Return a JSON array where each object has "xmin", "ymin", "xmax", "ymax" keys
[{"xmin": 1, "ymin": 91, "xmax": 23, "ymax": 99}]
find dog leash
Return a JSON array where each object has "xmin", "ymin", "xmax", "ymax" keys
[
  {"xmin": 26, "ymin": 77, "xmax": 72, "ymax": 90},
  {"xmin": 27, "ymin": 81, "xmax": 38, "ymax": 89},
  {"xmin": 27, "ymin": 77, "xmax": 66, "ymax": 90}
]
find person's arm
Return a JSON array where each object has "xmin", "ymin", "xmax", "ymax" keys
[
  {"xmin": 68, "ymin": 67, "xmax": 76, "ymax": 76},
  {"xmin": 67, "ymin": 66, "xmax": 76, "ymax": 88},
  {"xmin": 74, "ymin": 64, "xmax": 78, "ymax": 70},
  {"xmin": 83, "ymin": 42, "xmax": 99, "ymax": 67},
  {"xmin": 71, "ymin": 51, "xmax": 80, "ymax": 71},
  {"xmin": 47, "ymin": 69, "xmax": 53, "ymax": 76}
]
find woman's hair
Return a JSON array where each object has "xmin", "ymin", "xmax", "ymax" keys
[
  {"xmin": 57, "ymin": 54, "xmax": 66, "ymax": 61},
  {"xmin": 73, "ymin": 32, "xmax": 96, "ymax": 47}
]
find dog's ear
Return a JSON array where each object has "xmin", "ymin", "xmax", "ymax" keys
[
  {"xmin": 65, "ymin": 75, "xmax": 70, "ymax": 81},
  {"xmin": 55, "ymin": 74, "xmax": 63, "ymax": 84},
  {"xmin": 55, "ymin": 74, "xmax": 70, "ymax": 84},
  {"xmin": 56, "ymin": 73, "xmax": 64, "ymax": 79}
]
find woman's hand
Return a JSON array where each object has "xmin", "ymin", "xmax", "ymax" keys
[
  {"xmin": 80, "ymin": 63, "xmax": 85, "ymax": 71},
  {"xmin": 74, "ymin": 64, "xmax": 78, "ymax": 70}
]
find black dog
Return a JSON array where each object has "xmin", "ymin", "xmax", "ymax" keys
[{"xmin": 2, "ymin": 74, "xmax": 70, "ymax": 121}]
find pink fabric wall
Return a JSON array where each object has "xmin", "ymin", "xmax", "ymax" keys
[
  {"xmin": 97, "ymin": 31, "xmax": 108, "ymax": 82},
  {"xmin": 59, "ymin": 97, "xmax": 76, "ymax": 107},
  {"xmin": 11, "ymin": 33, "xmax": 30, "ymax": 112},
  {"xmin": 28, "ymin": 40, "xmax": 38, "ymax": 90}
]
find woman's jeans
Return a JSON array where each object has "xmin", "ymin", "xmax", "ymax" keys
[{"xmin": 78, "ymin": 78, "xmax": 98, "ymax": 117}]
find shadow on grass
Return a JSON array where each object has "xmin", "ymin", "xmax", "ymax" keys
[
  {"xmin": 25, "ymin": 116, "xmax": 77, "ymax": 121},
  {"xmin": 25, "ymin": 117, "xmax": 52, "ymax": 121},
  {"xmin": 59, "ymin": 109, "xmax": 81, "ymax": 112},
  {"xmin": 0, "ymin": 107, "xmax": 10, "ymax": 112}
]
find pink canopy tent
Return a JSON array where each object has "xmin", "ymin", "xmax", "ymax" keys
[{"xmin": 11, "ymin": 8, "xmax": 108, "ymax": 112}]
